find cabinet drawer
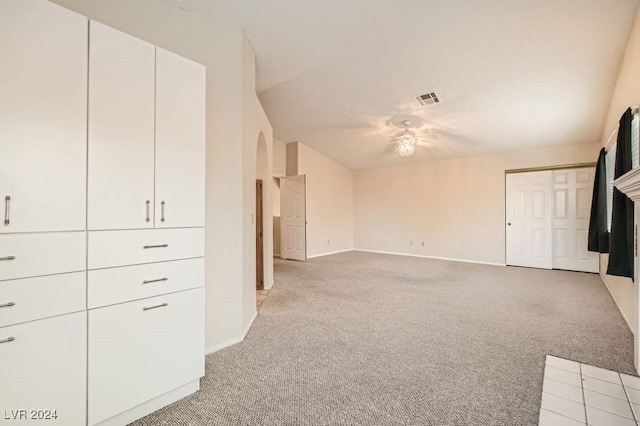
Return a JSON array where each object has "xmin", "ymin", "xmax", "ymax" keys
[
  {"xmin": 0, "ymin": 232, "xmax": 86, "ymax": 281},
  {"xmin": 0, "ymin": 272, "xmax": 85, "ymax": 328},
  {"xmin": 0, "ymin": 312, "xmax": 87, "ymax": 426},
  {"xmin": 88, "ymin": 288, "xmax": 204, "ymax": 425},
  {"xmin": 88, "ymin": 228, "xmax": 204, "ymax": 269},
  {"xmin": 88, "ymin": 258, "xmax": 203, "ymax": 309}
]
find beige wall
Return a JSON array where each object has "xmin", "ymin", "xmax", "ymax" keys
[
  {"xmin": 599, "ymin": 6, "xmax": 640, "ymax": 334},
  {"xmin": 52, "ymin": 0, "xmax": 273, "ymax": 353},
  {"xmin": 242, "ymin": 35, "xmax": 274, "ymax": 331},
  {"xmin": 296, "ymin": 143, "xmax": 354, "ymax": 257},
  {"xmin": 354, "ymin": 143, "xmax": 600, "ymax": 264}
]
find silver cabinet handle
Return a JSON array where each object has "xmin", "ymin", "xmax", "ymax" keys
[
  {"xmin": 161, "ymin": 201, "xmax": 165, "ymax": 223},
  {"xmin": 143, "ymin": 303, "xmax": 168, "ymax": 311},
  {"xmin": 145, "ymin": 200, "xmax": 150, "ymax": 223},
  {"xmin": 0, "ymin": 302, "xmax": 15, "ymax": 308},
  {"xmin": 143, "ymin": 277, "xmax": 168, "ymax": 284},
  {"xmin": 4, "ymin": 196, "xmax": 10, "ymax": 225},
  {"xmin": 0, "ymin": 336, "xmax": 15, "ymax": 344},
  {"xmin": 143, "ymin": 244, "xmax": 168, "ymax": 249},
  {"xmin": 0, "ymin": 256, "xmax": 15, "ymax": 261}
]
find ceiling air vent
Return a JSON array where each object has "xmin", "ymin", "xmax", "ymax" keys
[{"xmin": 414, "ymin": 92, "xmax": 440, "ymax": 107}]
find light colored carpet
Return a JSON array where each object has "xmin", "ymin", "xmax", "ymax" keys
[{"xmin": 132, "ymin": 251, "xmax": 635, "ymax": 426}]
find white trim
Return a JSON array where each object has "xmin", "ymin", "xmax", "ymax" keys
[
  {"xmin": 273, "ymin": 253, "xmax": 281, "ymax": 258},
  {"xmin": 354, "ymin": 249, "xmax": 506, "ymax": 267},
  {"xmin": 600, "ymin": 270, "xmax": 634, "ymax": 335},
  {"xmin": 242, "ymin": 310, "xmax": 258, "ymax": 338},
  {"xmin": 95, "ymin": 380, "xmax": 199, "ymax": 426},
  {"xmin": 205, "ymin": 335, "xmax": 243, "ymax": 355},
  {"xmin": 307, "ymin": 249, "xmax": 354, "ymax": 259},
  {"xmin": 204, "ymin": 310, "xmax": 259, "ymax": 355}
]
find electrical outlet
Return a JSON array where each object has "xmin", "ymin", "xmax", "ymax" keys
[
  {"xmin": 410, "ymin": 240, "xmax": 413, "ymax": 246},
  {"xmin": 327, "ymin": 239, "xmax": 330, "ymax": 244},
  {"xmin": 421, "ymin": 241, "xmax": 425, "ymax": 247}
]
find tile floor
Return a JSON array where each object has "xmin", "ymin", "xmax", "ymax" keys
[
  {"xmin": 540, "ymin": 355, "xmax": 640, "ymax": 426},
  {"xmin": 256, "ymin": 288, "xmax": 269, "ymax": 311}
]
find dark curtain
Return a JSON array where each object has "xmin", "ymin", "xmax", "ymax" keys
[
  {"xmin": 588, "ymin": 148, "xmax": 609, "ymax": 253},
  {"xmin": 606, "ymin": 108, "xmax": 635, "ymax": 280}
]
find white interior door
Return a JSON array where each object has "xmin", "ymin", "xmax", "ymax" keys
[
  {"xmin": 0, "ymin": 0, "xmax": 88, "ymax": 233},
  {"xmin": 506, "ymin": 171, "xmax": 553, "ymax": 269},
  {"xmin": 552, "ymin": 168, "xmax": 599, "ymax": 273},
  {"xmin": 87, "ymin": 21, "xmax": 155, "ymax": 231},
  {"xmin": 280, "ymin": 176, "xmax": 306, "ymax": 261},
  {"xmin": 155, "ymin": 48, "xmax": 206, "ymax": 228}
]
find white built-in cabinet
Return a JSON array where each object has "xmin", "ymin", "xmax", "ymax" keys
[
  {"xmin": 0, "ymin": 0, "xmax": 88, "ymax": 234},
  {"xmin": 1, "ymin": 1, "xmax": 88, "ymax": 425},
  {"xmin": 88, "ymin": 24, "xmax": 205, "ymax": 230},
  {"xmin": 1, "ymin": 1, "xmax": 206, "ymax": 425}
]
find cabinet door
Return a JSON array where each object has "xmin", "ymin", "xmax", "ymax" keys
[
  {"xmin": 88, "ymin": 288, "xmax": 204, "ymax": 425},
  {"xmin": 155, "ymin": 48, "xmax": 206, "ymax": 228},
  {"xmin": 0, "ymin": 0, "xmax": 87, "ymax": 233},
  {"xmin": 0, "ymin": 312, "xmax": 87, "ymax": 426},
  {"xmin": 88, "ymin": 21, "xmax": 155, "ymax": 230}
]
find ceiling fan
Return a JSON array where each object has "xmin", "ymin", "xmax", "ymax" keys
[{"xmin": 387, "ymin": 118, "xmax": 437, "ymax": 157}]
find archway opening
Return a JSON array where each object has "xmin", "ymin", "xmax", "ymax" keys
[{"xmin": 255, "ymin": 133, "xmax": 269, "ymax": 309}]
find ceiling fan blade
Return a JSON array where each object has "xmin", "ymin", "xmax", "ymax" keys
[{"xmin": 383, "ymin": 144, "xmax": 398, "ymax": 154}]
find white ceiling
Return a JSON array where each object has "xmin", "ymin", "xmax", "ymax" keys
[{"xmin": 162, "ymin": 0, "xmax": 639, "ymax": 170}]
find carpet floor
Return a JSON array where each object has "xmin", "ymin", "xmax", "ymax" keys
[{"xmin": 132, "ymin": 251, "xmax": 635, "ymax": 426}]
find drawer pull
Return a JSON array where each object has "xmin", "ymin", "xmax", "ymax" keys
[
  {"xmin": 0, "ymin": 302, "xmax": 15, "ymax": 308},
  {"xmin": 143, "ymin": 303, "xmax": 168, "ymax": 311},
  {"xmin": 4, "ymin": 196, "xmax": 9, "ymax": 225},
  {"xmin": 143, "ymin": 244, "xmax": 168, "ymax": 249},
  {"xmin": 0, "ymin": 336, "xmax": 15, "ymax": 344},
  {"xmin": 143, "ymin": 277, "xmax": 168, "ymax": 284},
  {"xmin": 0, "ymin": 256, "xmax": 15, "ymax": 261}
]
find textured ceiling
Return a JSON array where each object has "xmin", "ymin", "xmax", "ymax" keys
[{"xmin": 161, "ymin": 0, "xmax": 639, "ymax": 169}]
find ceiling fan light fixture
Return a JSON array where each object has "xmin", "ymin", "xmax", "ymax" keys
[{"xmin": 398, "ymin": 139, "xmax": 416, "ymax": 157}]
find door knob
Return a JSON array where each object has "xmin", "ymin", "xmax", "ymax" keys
[{"xmin": 508, "ymin": 223, "xmax": 512, "ymax": 226}]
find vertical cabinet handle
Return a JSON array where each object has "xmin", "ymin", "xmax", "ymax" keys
[
  {"xmin": 145, "ymin": 200, "xmax": 150, "ymax": 223},
  {"xmin": 161, "ymin": 201, "xmax": 165, "ymax": 223},
  {"xmin": 4, "ymin": 196, "xmax": 10, "ymax": 225}
]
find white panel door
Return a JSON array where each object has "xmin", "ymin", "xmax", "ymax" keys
[
  {"xmin": 506, "ymin": 171, "xmax": 553, "ymax": 269},
  {"xmin": 155, "ymin": 48, "xmax": 206, "ymax": 228},
  {"xmin": 280, "ymin": 176, "xmax": 306, "ymax": 261},
  {"xmin": 0, "ymin": 312, "xmax": 87, "ymax": 426},
  {"xmin": 88, "ymin": 21, "xmax": 155, "ymax": 230},
  {"xmin": 0, "ymin": 0, "xmax": 87, "ymax": 233},
  {"xmin": 552, "ymin": 168, "xmax": 599, "ymax": 273}
]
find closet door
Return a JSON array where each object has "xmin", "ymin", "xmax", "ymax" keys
[
  {"xmin": 552, "ymin": 168, "xmax": 599, "ymax": 273},
  {"xmin": 0, "ymin": 0, "xmax": 87, "ymax": 233},
  {"xmin": 88, "ymin": 22, "xmax": 155, "ymax": 230},
  {"xmin": 505, "ymin": 171, "xmax": 553, "ymax": 269},
  {"xmin": 155, "ymin": 48, "xmax": 206, "ymax": 228}
]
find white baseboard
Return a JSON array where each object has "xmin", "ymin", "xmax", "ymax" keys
[
  {"xmin": 205, "ymin": 310, "xmax": 259, "ymax": 356},
  {"xmin": 205, "ymin": 336, "xmax": 244, "ymax": 355},
  {"xmin": 600, "ymin": 271, "xmax": 634, "ymax": 335},
  {"xmin": 96, "ymin": 380, "xmax": 199, "ymax": 426},
  {"xmin": 307, "ymin": 248, "xmax": 354, "ymax": 259},
  {"xmin": 353, "ymin": 249, "xmax": 506, "ymax": 267},
  {"xmin": 242, "ymin": 310, "xmax": 258, "ymax": 339}
]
